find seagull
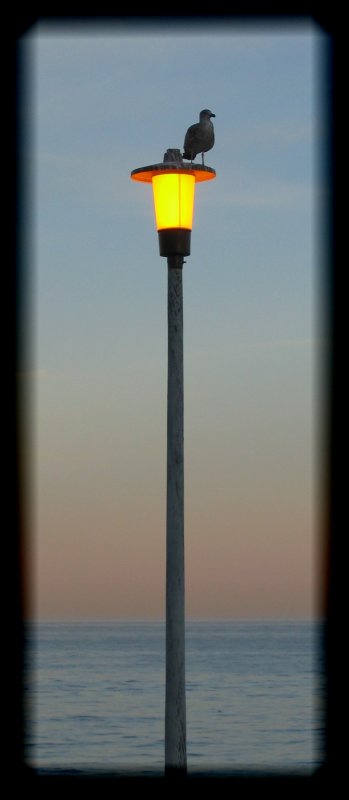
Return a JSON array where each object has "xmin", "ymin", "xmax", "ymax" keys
[{"xmin": 183, "ymin": 109, "xmax": 215, "ymax": 165}]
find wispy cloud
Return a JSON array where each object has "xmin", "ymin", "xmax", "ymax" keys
[
  {"xmin": 186, "ymin": 336, "xmax": 317, "ymax": 360},
  {"xmin": 36, "ymin": 150, "xmax": 147, "ymax": 215},
  {"xmin": 223, "ymin": 120, "xmax": 313, "ymax": 150},
  {"xmin": 199, "ymin": 174, "xmax": 313, "ymax": 211}
]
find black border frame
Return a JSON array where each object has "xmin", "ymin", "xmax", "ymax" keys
[{"xmin": 6, "ymin": 9, "xmax": 343, "ymax": 790}]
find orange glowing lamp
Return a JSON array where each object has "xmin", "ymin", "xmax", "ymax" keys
[{"xmin": 131, "ymin": 150, "xmax": 216, "ymax": 257}]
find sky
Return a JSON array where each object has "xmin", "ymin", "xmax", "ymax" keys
[{"xmin": 22, "ymin": 17, "xmax": 329, "ymax": 621}]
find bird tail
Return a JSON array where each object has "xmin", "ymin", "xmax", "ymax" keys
[{"xmin": 183, "ymin": 151, "xmax": 192, "ymax": 160}]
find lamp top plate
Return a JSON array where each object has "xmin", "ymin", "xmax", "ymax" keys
[{"xmin": 131, "ymin": 162, "xmax": 216, "ymax": 183}]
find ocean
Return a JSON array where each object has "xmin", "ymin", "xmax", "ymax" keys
[{"xmin": 24, "ymin": 619, "xmax": 324, "ymax": 775}]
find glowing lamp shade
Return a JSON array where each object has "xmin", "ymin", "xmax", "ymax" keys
[
  {"xmin": 152, "ymin": 173, "xmax": 195, "ymax": 231},
  {"xmin": 130, "ymin": 160, "xmax": 215, "ymax": 258}
]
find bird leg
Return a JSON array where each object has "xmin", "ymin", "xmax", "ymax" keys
[{"xmin": 201, "ymin": 152, "xmax": 205, "ymax": 165}]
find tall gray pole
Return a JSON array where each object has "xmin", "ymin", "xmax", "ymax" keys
[{"xmin": 165, "ymin": 255, "xmax": 187, "ymax": 775}]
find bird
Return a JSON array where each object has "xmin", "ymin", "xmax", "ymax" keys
[{"xmin": 183, "ymin": 109, "xmax": 215, "ymax": 165}]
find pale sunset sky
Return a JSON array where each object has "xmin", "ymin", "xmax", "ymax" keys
[{"xmin": 22, "ymin": 17, "xmax": 329, "ymax": 620}]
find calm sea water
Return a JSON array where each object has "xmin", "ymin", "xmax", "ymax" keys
[{"xmin": 24, "ymin": 619, "xmax": 324, "ymax": 774}]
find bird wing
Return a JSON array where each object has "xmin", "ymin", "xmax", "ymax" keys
[{"xmin": 184, "ymin": 123, "xmax": 200, "ymax": 154}]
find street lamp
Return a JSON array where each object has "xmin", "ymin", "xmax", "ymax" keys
[{"xmin": 131, "ymin": 148, "xmax": 216, "ymax": 776}]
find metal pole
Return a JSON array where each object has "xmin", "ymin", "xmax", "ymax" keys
[{"xmin": 165, "ymin": 255, "xmax": 187, "ymax": 776}]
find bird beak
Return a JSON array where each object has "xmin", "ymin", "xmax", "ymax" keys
[{"xmin": 211, "ymin": 113, "xmax": 216, "ymax": 117}]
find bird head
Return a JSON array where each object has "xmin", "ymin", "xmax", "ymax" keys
[{"xmin": 200, "ymin": 109, "xmax": 215, "ymax": 120}]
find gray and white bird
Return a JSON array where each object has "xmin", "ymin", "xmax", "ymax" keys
[{"xmin": 183, "ymin": 109, "xmax": 215, "ymax": 165}]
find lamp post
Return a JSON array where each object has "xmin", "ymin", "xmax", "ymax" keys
[{"xmin": 131, "ymin": 149, "xmax": 216, "ymax": 776}]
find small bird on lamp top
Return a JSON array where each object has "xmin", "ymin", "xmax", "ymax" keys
[{"xmin": 183, "ymin": 109, "xmax": 215, "ymax": 165}]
